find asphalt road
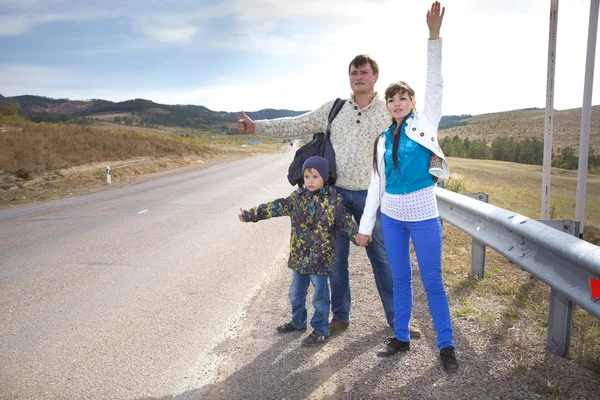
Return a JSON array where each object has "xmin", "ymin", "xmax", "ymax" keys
[
  {"xmin": 3, "ymin": 151, "xmax": 600, "ymax": 400},
  {"xmin": 0, "ymin": 152, "xmax": 296, "ymax": 399}
]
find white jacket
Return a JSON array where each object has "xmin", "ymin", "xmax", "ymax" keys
[{"xmin": 359, "ymin": 38, "xmax": 449, "ymax": 235}]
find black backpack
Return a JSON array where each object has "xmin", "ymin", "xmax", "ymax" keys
[{"xmin": 287, "ymin": 98, "xmax": 346, "ymax": 187}]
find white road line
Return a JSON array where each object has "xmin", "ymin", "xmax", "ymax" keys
[{"xmin": 138, "ymin": 209, "xmax": 149, "ymax": 214}]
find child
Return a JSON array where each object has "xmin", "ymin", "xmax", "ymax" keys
[{"xmin": 238, "ymin": 156, "xmax": 361, "ymax": 346}]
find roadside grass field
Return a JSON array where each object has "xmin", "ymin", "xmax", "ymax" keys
[
  {"xmin": 440, "ymin": 156, "xmax": 600, "ymax": 378},
  {"xmin": 0, "ymin": 120, "xmax": 287, "ymax": 207}
]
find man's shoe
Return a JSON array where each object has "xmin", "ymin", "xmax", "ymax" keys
[
  {"xmin": 409, "ymin": 325, "xmax": 422, "ymax": 339},
  {"xmin": 301, "ymin": 331, "xmax": 328, "ymax": 347},
  {"xmin": 388, "ymin": 323, "xmax": 422, "ymax": 339},
  {"xmin": 376, "ymin": 337, "xmax": 410, "ymax": 357},
  {"xmin": 329, "ymin": 319, "xmax": 349, "ymax": 336},
  {"xmin": 276, "ymin": 322, "xmax": 306, "ymax": 333},
  {"xmin": 440, "ymin": 347, "xmax": 459, "ymax": 372}
]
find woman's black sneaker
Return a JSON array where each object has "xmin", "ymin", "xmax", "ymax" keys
[
  {"xmin": 440, "ymin": 347, "xmax": 459, "ymax": 372},
  {"xmin": 276, "ymin": 322, "xmax": 306, "ymax": 333},
  {"xmin": 376, "ymin": 338, "xmax": 410, "ymax": 357}
]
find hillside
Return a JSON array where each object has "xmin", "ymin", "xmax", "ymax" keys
[
  {"xmin": 0, "ymin": 94, "xmax": 307, "ymax": 131},
  {"xmin": 2, "ymin": 94, "xmax": 600, "ymax": 152},
  {"xmin": 438, "ymin": 106, "xmax": 600, "ymax": 153}
]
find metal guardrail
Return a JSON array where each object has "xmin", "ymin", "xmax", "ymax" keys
[{"xmin": 434, "ymin": 186, "xmax": 600, "ymax": 357}]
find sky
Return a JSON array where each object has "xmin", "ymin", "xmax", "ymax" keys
[{"xmin": 0, "ymin": 0, "xmax": 599, "ymax": 116}]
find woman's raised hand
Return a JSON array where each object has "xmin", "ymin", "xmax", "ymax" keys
[{"xmin": 426, "ymin": 1, "xmax": 445, "ymax": 40}]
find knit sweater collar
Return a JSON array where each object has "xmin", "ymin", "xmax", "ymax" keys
[{"xmin": 348, "ymin": 92, "xmax": 384, "ymax": 110}]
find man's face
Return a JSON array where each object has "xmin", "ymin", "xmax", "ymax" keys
[{"xmin": 349, "ymin": 63, "xmax": 378, "ymax": 95}]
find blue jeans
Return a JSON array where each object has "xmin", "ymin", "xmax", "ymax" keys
[
  {"xmin": 381, "ymin": 214, "xmax": 454, "ymax": 349},
  {"xmin": 330, "ymin": 187, "xmax": 394, "ymax": 324},
  {"xmin": 289, "ymin": 270, "xmax": 331, "ymax": 336}
]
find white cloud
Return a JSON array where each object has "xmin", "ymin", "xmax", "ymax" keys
[
  {"xmin": 0, "ymin": 17, "xmax": 35, "ymax": 35},
  {"xmin": 0, "ymin": 65, "xmax": 76, "ymax": 89},
  {"xmin": 142, "ymin": 25, "xmax": 198, "ymax": 45},
  {"xmin": 1, "ymin": 1, "xmax": 600, "ymax": 116},
  {"xmin": 0, "ymin": 13, "xmax": 90, "ymax": 35}
]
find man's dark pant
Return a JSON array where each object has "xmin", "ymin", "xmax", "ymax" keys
[{"xmin": 331, "ymin": 187, "xmax": 394, "ymax": 324}]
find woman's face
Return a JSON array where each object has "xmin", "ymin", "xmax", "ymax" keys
[{"xmin": 386, "ymin": 91, "xmax": 416, "ymax": 122}]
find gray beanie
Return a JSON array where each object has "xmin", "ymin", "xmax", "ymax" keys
[{"xmin": 302, "ymin": 156, "xmax": 329, "ymax": 182}]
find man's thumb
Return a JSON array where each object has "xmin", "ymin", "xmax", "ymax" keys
[{"xmin": 241, "ymin": 110, "xmax": 249, "ymax": 120}]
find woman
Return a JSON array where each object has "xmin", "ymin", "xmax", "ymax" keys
[{"xmin": 355, "ymin": 2, "xmax": 457, "ymax": 372}]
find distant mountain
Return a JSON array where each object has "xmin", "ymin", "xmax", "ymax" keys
[{"xmin": 0, "ymin": 94, "xmax": 308, "ymax": 127}]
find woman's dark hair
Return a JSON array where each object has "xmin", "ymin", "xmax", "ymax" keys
[{"xmin": 373, "ymin": 81, "xmax": 416, "ymax": 174}]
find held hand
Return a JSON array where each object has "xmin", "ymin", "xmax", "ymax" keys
[
  {"xmin": 426, "ymin": 1, "xmax": 445, "ymax": 40},
  {"xmin": 237, "ymin": 111, "xmax": 255, "ymax": 134},
  {"xmin": 238, "ymin": 207, "xmax": 247, "ymax": 222},
  {"xmin": 355, "ymin": 233, "xmax": 373, "ymax": 247}
]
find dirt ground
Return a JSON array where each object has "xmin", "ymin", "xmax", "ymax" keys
[
  {"xmin": 0, "ymin": 155, "xmax": 243, "ymax": 209},
  {"xmin": 197, "ymin": 240, "xmax": 600, "ymax": 400}
]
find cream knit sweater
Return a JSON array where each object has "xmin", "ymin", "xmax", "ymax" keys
[{"xmin": 255, "ymin": 95, "xmax": 390, "ymax": 190}]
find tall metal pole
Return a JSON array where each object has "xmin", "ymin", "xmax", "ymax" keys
[
  {"xmin": 575, "ymin": 0, "xmax": 600, "ymax": 238},
  {"xmin": 542, "ymin": 0, "xmax": 559, "ymax": 219}
]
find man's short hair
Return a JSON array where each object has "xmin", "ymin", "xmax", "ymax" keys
[{"xmin": 348, "ymin": 54, "xmax": 379, "ymax": 75}]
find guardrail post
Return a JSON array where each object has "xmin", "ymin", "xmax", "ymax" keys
[
  {"xmin": 465, "ymin": 192, "xmax": 489, "ymax": 279},
  {"xmin": 538, "ymin": 220, "xmax": 580, "ymax": 357},
  {"xmin": 547, "ymin": 289, "xmax": 573, "ymax": 357}
]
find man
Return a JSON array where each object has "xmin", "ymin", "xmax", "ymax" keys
[{"xmin": 238, "ymin": 55, "xmax": 421, "ymax": 338}]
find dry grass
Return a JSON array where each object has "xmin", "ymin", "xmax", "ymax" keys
[
  {"xmin": 441, "ymin": 156, "xmax": 600, "ymax": 379},
  {"xmin": 446, "ymin": 157, "xmax": 600, "ymax": 236},
  {"xmin": 0, "ymin": 120, "xmax": 286, "ymax": 207},
  {"xmin": 439, "ymin": 106, "xmax": 600, "ymax": 153}
]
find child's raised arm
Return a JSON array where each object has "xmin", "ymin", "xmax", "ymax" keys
[{"xmin": 239, "ymin": 195, "xmax": 294, "ymax": 223}]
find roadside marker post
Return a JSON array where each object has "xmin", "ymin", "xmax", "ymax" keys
[{"xmin": 106, "ymin": 165, "xmax": 111, "ymax": 185}]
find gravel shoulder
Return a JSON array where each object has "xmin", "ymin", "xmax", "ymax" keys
[{"xmin": 154, "ymin": 242, "xmax": 600, "ymax": 400}]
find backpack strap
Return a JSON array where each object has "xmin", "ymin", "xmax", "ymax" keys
[{"xmin": 325, "ymin": 98, "xmax": 346, "ymax": 134}]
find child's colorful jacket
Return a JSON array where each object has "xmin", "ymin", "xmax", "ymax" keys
[{"xmin": 243, "ymin": 186, "xmax": 358, "ymax": 275}]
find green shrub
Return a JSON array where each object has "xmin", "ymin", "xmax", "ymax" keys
[
  {"xmin": 0, "ymin": 103, "xmax": 24, "ymax": 121},
  {"xmin": 445, "ymin": 173, "xmax": 467, "ymax": 193}
]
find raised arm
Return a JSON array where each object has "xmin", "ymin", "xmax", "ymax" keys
[
  {"xmin": 238, "ymin": 100, "xmax": 336, "ymax": 138},
  {"xmin": 427, "ymin": 1, "xmax": 445, "ymax": 40},
  {"xmin": 421, "ymin": 2, "xmax": 444, "ymax": 128},
  {"xmin": 241, "ymin": 195, "xmax": 294, "ymax": 222}
]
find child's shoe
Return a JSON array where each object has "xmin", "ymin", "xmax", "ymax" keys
[
  {"xmin": 301, "ymin": 331, "xmax": 328, "ymax": 346},
  {"xmin": 276, "ymin": 322, "xmax": 306, "ymax": 333}
]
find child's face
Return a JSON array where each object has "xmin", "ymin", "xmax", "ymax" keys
[{"xmin": 303, "ymin": 168, "xmax": 325, "ymax": 191}]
